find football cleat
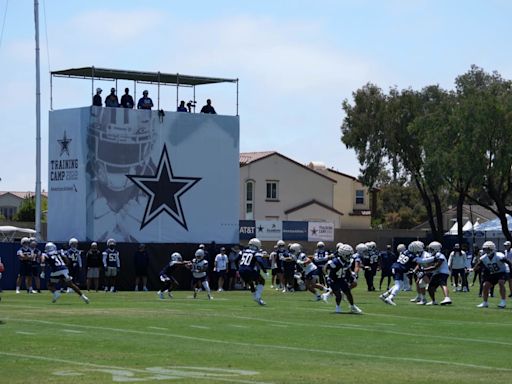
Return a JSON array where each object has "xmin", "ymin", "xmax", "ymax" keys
[
  {"xmin": 208, "ymin": 294, "xmax": 213, "ymax": 300},
  {"xmin": 498, "ymin": 300, "xmax": 506, "ymax": 309},
  {"xmin": 477, "ymin": 302, "xmax": 489, "ymax": 308},
  {"xmin": 426, "ymin": 301, "xmax": 438, "ymax": 306},
  {"xmin": 350, "ymin": 305, "xmax": 363, "ymax": 314},
  {"xmin": 440, "ymin": 297, "xmax": 452, "ymax": 306},
  {"xmin": 335, "ymin": 305, "xmax": 342, "ymax": 313},
  {"xmin": 384, "ymin": 297, "xmax": 396, "ymax": 306},
  {"xmin": 81, "ymin": 295, "xmax": 89, "ymax": 304},
  {"xmin": 379, "ymin": 294, "xmax": 388, "ymax": 302},
  {"xmin": 416, "ymin": 299, "xmax": 427, "ymax": 305},
  {"xmin": 321, "ymin": 293, "xmax": 329, "ymax": 303},
  {"xmin": 410, "ymin": 296, "xmax": 420, "ymax": 302},
  {"xmin": 193, "ymin": 289, "xmax": 198, "ymax": 299},
  {"xmin": 52, "ymin": 291, "xmax": 61, "ymax": 303},
  {"xmin": 158, "ymin": 291, "xmax": 164, "ymax": 300},
  {"xmin": 254, "ymin": 298, "xmax": 266, "ymax": 306}
]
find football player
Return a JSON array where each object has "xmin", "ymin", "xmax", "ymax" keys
[
  {"xmin": 238, "ymin": 238, "xmax": 267, "ymax": 305},
  {"xmin": 322, "ymin": 244, "xmax": 362, "ymax": 314},
  {"xmin": 157, "ymin": 252, "xmax": 190, "ymax": 299},
  {"xmin": 293, "ymin": 243, "xmax": 329, "ymax": 301},
  {"xmin": 270, "ymin": 240, "xmax": 286, "ymax": 290},
  {"xmin": 29, "ymin": 238, "xmax": 42, "ymax": 293},
  {"xmin": 415, "ymin": 241, "xmax": 452, "ymax": 305},
  {"xmin": 40, "ymin": 242, "xmax": 89, "ymax": 304},
  {"xmin": 66, "ymin": 238, "xmax": 83, "ymax": 292},
  {"xmin": 102, "ymin": 239, "xmax": 120, "ymax": 292},
  {"xmin": 16, "ymin": 237, "xmax": 34, "ymax": 294},
  {"xmin": 351, "ymin": 243, "xmax": 365, "ymax": 288},
  {"xmin": 313, "ymin": 241, "xmax": 329, "ymax": 285},
  {"xmin": 379, "ymin": 241, "xmax": 424, "ymax": 306},
  {"xmin": 0, "ymin": 255, "xmax": 4, "ymax": 301},
  {"xmin": 190, "ymin": 249, "xmax": 212, "ymax": 300},
  {"xmin": 279, "ymin": 242, "xmax": 296, "ymax": 292},
  {"xmin": 362, "ymin": 241, "xmax": 379, "ymax": 291},
  {"xmin": 472, "ymin": 241, "xmax": 512, "ymax": 308}
]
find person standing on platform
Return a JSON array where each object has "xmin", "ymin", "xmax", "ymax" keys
[
  {"xmin": 200, "ymin": 99, "xmax": 216, "ymax": 114},
  {"xmin": 177, "ymin": 100, "xmax": 188, "ymax": 112},
  {"xmin": 93, "ymin": 88, "xmax": 102, "ymax": 106},
  {"xmin": 120, "ymin": 88, "xmax": 134, "ymax": 108},
  {"xmin": 105, "ymin": 88, "xmax": 120, "ymax": 107},
  {"xmin": 137, "ymin": 90, "xmax": 154, "ymax": 110}
]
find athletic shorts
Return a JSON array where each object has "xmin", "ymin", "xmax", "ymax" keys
[
  {"xmin": 31, "ymin": 264, "xmax": 40, "ymax": 277},
  {"xmin": 483, "ymin": 272, "xmax": 507, "ymax": 286},
  {"xmin": 305, "ymin": 269, "xmax": 320, "ymax": 281},
  {"xmin": 216, "ymin": 270, "xmax": 227, "ymax": 279},
  {"xmin": 330, "ymin": 278, "xmax": 350, "ymax": 294},
  {"xmin": 192, "ymin": 275, "xmax": 208, "ymax": 284},
  {"xmin": 50, "ymin": 269, "xmax": 72, "ymax": 284},
  {"xmin": 19, "ymin": 262, "xmax": 32, "ymax": 277},
  {"xmin": 105, "ymin": 267, "xmax": 118, "ymax": 277},
  {"xmin": 160, "ymin": 274, "xmax": 178, "ymax": 285},
  {"xmin": 87, "ymin": 267, "xmax": 100, "ymax": 279},
  {"xmin": 392, "ymin": 268, "xmax": 406, "ymax": 281},
  {"xmin": 429, "ymin": 273, "xmax": 449, "ymax": 289},
  {"xmin": 239, "ymin": 269, "xmax": 259, "ymax": 284}
]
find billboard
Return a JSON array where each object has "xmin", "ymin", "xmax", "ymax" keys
[
  {"xmin": 239, "ymin": 220, "xmax": 333, "ymax": 242},
  {"xmin": 48, "ymin": 107, "xmax": 240, "ymax": 243}
]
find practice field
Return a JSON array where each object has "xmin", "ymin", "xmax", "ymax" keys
[{"xmin": 1, "ymin": 286, "xmax": 511, "ymax": 384}]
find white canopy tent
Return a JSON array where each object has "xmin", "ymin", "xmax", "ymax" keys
[{"xmin": 0, "ymin": 226, "xmax": 36, "ymax": 242}]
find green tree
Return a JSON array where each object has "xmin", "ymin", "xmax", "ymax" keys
[{"xmin": 12, "ymin": 195, "xmax": 47, "ymax": 223}]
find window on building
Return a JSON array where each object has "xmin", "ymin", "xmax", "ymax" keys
[
  {"xmin": 355, "ymin": 189, "xmax": 365, "ymax": 205},
  {"xmin": 266, "ymin": 181, "xmax": 278, "ymax": 200},
  {"xmin": 245, "ymin": 180, "xmax": 254, "ymax": 219},
  {"xmin": 0, "ymin": 206, "xmax": 17, "ymax": 220}
]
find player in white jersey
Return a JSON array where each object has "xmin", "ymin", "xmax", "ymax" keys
[
  {"xmin": 472, "ymin": 241, "xmax": 512, "ymax": 308},
  {"xmin": 189, "ymin": 249, "xmax": 212, "ymax": 300},
  {"xmin": 415, "ymin": 241, "xmax": 452, "ymax": 305},
  {"xmin": 292, "ymin": 243, "xmax": 329, "ymax": 301}
]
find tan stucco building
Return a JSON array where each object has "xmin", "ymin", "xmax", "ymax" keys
[{"xmin": 239, "ymin": 152, "xmax": 371, "ymax": 229}]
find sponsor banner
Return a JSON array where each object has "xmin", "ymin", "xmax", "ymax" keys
[
  {"xmin": 49, "ymin": 107, "xmax": 239, "ymax": 243},
  {"xmin": 239, "ymin": 220, "xmax": 256, "ymax": 240},
  {"xmin": 282, "ymin": 221, "xmax": 308, "ymax": 241},
  {"xmin": 307, "ymin": 222, "xmax": 334, "ymax": 242},
  {"xmin": 48, "ymin": 108, "xmax": 88, "ymax": 241},
  {"xmin": 255, "ymin": 220, "xmax": 283, "ymax": 241}
]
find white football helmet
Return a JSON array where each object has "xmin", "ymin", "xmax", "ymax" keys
[
  {"xmin": 408, "ymin": 241, "xmax": 424, "ymax": 255},
  {"xmin": 316, "ymin": 241, "xmax": 325, "ymax": 248},
  {"xmin": 397, "ymin": 244, "xmax": 406, "ymax": 253},
  {"xmin": 338, "ymin": 244, "xmax": 354, "ymax": 259},
  {"xmin": 107, "ymin": 238, "xmax": 116, "ymax": 248},
  {"xmin": 355, "ymin": 243, "xmax": 368, "ymax": 255},
  {"xmin": 69, "ymin": 238, "xmax": 79, "ymax": 247},
  {"xmin": 289, "ymin": 243, "xmax": 302, "ymax": 254},
  {"xmin": 21, "ymin": 237, "xmax": 30, "ymax": 246},
  {"xmin": 195, "ymin": 249, "xmax": 205, "ymax": 260},
  {"xmin": 45, "ymin": 242, "xmax": 57, "ymax": 253},
  {"xmin": 171, "ymin": 252, "xmax": 182, "ymax": 262},
  {"xmin": 276, "ymin": 240, "xmax": 286, "ymax": 247},
  {"xmin": 366, "ymin": 241, "xmax": 377, "ymax": 251},
  {"xmin": 335, "ymin": 242, "xmax": 344, "ymax": 250},
  {"xmin": 428, "ymin": 241, "xmax": 442, "ymax": 254},
  {"xmin": 482, "ymin": 241, "xmax": 496, "ymax": 254},
  {"xmin": 248, "ymin": 238, "xmax": 262, "ymax": 250}
]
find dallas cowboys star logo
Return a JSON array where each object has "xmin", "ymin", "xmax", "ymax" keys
[
  {"xmin": 58, "ymin": 131, "xmax": 72, "ymax": 157},
  {"xmin": 126, "ymin": 145, "xmax": 201, "ymax": 230},
  {"xmin": 311, "ymin": 227, "xmax": 318, "ymax": 235}
]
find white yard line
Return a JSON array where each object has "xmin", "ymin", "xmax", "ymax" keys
[
  {"xmin": 147, "ymin": 326, "xmax": 168, "ymax": 331},
  {"xmin": 9, "ymin": 318, "xmax": 512, "ymax": 373},
  {"xmin": 63, "ymin": 329, "xmax": 84, "ymax": 334},
  {"xmin": 190, "ymin": 325, "xmax": 210, "ymax": 330},
  {"xmin": 15, "ymin": 331, "xmax": 36, "ymax": 335}
]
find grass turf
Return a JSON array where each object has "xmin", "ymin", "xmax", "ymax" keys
[{"xmin": 0, "ymin": 284, "xmax": 511, "ymax": 384}]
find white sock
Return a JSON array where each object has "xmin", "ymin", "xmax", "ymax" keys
[
  {"xmin": 202, "ymin": 281, "xmax": 211, "ymax": 294},
  {"xmin": 255, "ymin": 284, "xmax": 264, "ymax": 299},
  {"xmin": 390, "ymin": 280, "xmax": 403, "ymax": 297}
]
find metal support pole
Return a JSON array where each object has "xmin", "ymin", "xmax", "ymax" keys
[
  {"xmin": 134, "ymin": 81, "xmax": 136, "ymax": 107},
  {"xmin": 157, "ymin": 71, "xmax": 161, "ymax": 110},
  {"xmin": 176, "ymin": 73, "xmax": 179, "ymax": 109},
  {"xmin": 34, "ymin": 0, "xmax": 42, "ymax": 240},
  {"xmin": 50, "ymin": 73, "xmax": 53, "ymax": 110},
  {"xmin": 236, "ymin": 79, "xmax": 239, "ymax": 116},
  {"xmin": 193, "ymin": 85, "xmax": 196, "ymax": 113},
  {"xmin": 91, "ymin": 66, "xmax": 95, "ymax": 104}
]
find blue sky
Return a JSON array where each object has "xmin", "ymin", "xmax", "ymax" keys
[{"xmin": 1, "ymin": 0, "xmax": 512, "ymax": 191}]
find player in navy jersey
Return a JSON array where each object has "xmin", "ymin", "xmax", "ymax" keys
[
  {"xmin": 293, "ymin": 243, "xmax": 329, "ymax": 301},
  {"xmin": 16, "ymin": 237, "xmax": 34, "ymax": 293},
  {"xmin": 102, "ymin": 239, "xmax": 120, "ymax": 292},
  {"xmin": 157, "ymin": 252, "xmax": 190, "ymax": 299},
  {"xmin": 271, "ymin": 241, "xmax": 286, "ymax": 290},
  {"xmin": 322, "ymin": 244, "xmax": 362, "ymax": 314},
  {"xmin": 362, "ymin": 241, "xmax": 380, "ymax": 291},
  {"xmin": 66, "ymin": 238, "xmax": 83, "ymax": 292},
  {"xmin": 472, "ymin": 241, "xmax": 512, "ymax": 308},
  {"xmin": 40, "ymin": 242, "xmax": 89, "ymax": 304},
  {"xmin": 279, "ymin": 243, "xmax": 297, "ymax": 292},
  {"xmin": 189, "ymin": 249, "xmax": 212, "ymax": 300},
  {"xmin": 238, "ymin": 238, "xmax": 267, "ymax": 305},
  {"xmin": 379, "ymin": 241, "xmax": 423, "ymax": 306},
  {"xmin": 29, "ymin": 238, "xmax": 42, "ymax": 293},
  {"xmin": 313, "ymin": 241, "xmax": 329, "ymax": 285}
]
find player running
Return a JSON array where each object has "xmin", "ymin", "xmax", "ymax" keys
[
  {"xmin": 293, "ymin": 243, "xmax": 329, "ymax": 301},
  {"xmin": 322, "ymin": 244, "xmax": 362, "ymax": 314},
  {"xmin": 238, "ymin": 238, "xmax": 267, "ymax": 306},
  {"xmin": 40, "ymin": 242, "xmax": 89, "ymax": 304},
  {"xmin": 157, "ymin": 252, "xmax": 190, "ymax": 300},
  {"xmin": 472, "ymin": 241, "xmax": 512, "ymax": 308},
  {"xmin": 379, "ymin": 241, "xmax": 424, "ymax": 306}
]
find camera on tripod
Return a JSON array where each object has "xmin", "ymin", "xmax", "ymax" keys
[{"xmin": 186, "ymin": 100, "xmax": 196, "ymax": 112}]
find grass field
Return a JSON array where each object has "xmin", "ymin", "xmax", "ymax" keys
[{"xmin": 1, "ymin": 284, "xmax": 512, "ymax": 384}]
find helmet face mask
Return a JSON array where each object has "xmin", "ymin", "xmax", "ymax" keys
[
  {"xmin": 45, "ymin": 242, "xmax": 57, "ymax": 253},
  {"xmin": 289, "ymin": 243, "xmax": 301, "ymax": 254},
  {"xmin": 276, "ymin": 240, "xmax": 285, "ymax": 248},
  {"xmin": 171, "ymin": 252, "xmax": 182, "ymax": 262},
  {"xmin": 408, "ymin": 241, "xmax": 424, "ymax": 255},
  {"xmin": 107, "ymin": 238, "xmax": 116, "ymax": 249},
  {"xmin": 195, "ymin": 249, "xmax": 205, "ymax": 260},
  {"xmin": 482, "ymin": 241, "xmax": 495, "ymax": 254},
  {"xmin": 21, "ymin": 237, "xmax": 30, "ymax": 247},
  {"xmin": 316, "ymin": 241, "xmax": 325, "ymax": 249},
  {"xmin": 69, "ymin": 238, "xmax": 79, "ymax": 248},
  {"xmin": 428, "ymin": 241, "xmax": 442, "ymax": 254},
  {"xmin": 338, "ymin": 244, "xmax": 354, "ymax": 261},
  {"xmin": 355, "ymin": 243, "xmax": 368, "ymax": 255}
]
